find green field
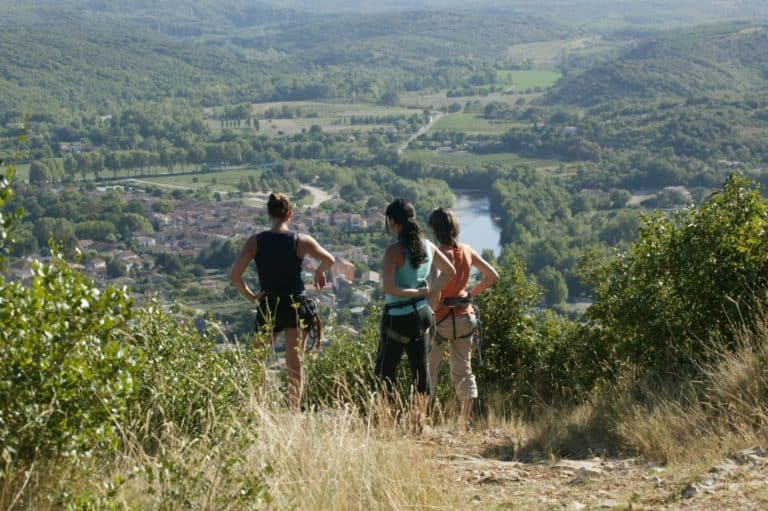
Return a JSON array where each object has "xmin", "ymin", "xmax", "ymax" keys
[
  {"xmin": 121, "ymin": 166, "xmax": 264, "ymax": 192},
  {"xmin": 497, "ymin": 70, "xmax": 562, "ymax": 91},
  {"xmin": 430, "ymin": 114, "xmax": 520, "ymax": 134},
  {"xmin": 505, "ymin": 37, "xmax": 606, "ymax": 67},
  {"xmin": 400, "ymin": 90, "xmax": 537, "ymax": 110},
  {"xmin": 208, "ymin": 100, "xmax": 422, "ymax": 136},
  {"xmin": 10, "ymin": 162, "xmax": 30, "ymax": 183},
  {"xmin": 402, "ymin": 150, "xmax": 562, "ymax": 170}
]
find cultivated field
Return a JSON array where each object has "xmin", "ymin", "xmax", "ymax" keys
[
  {"xmin": 209, "ymin": 100, "xmax": 422, "ymax": 136},
  {"xmin": 402, "ymin": 149, "xmax": 562, "ymax": 170},
  {"xmin": 429, "ymin": 113, "xmax": 521, "ymax": 135},
  {"xmin": 505, "ymin": 36, "xmax": 607, "ymax": 68}
]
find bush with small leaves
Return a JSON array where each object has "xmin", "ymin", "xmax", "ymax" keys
[
  {"xmin": 0, "ymin": 253, "xmax": 138, "ymax": 468},
  {"xmin": 584, "ymin": 174, "xmax": 768, "ymax": 375}
]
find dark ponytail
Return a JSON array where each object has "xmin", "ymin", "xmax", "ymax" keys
[{"xmin": 386, "ymin": 198, "xmax": 426, "ymax": 268}]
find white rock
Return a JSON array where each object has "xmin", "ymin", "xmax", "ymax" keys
[{"xmin": 731, "ymin": 447, "xmax": 768, "ymax": 465}]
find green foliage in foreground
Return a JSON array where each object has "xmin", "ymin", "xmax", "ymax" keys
[
  {"xmin": 474, "ymin": 259, "xmax": 603, "ymax": 410},
  {"xmin": 0, "ymin": 161, "xmax": 19, "ymax": 270},
  {"xmin": 0, "ymin": 254, "xmax": 138, "ymax": 466},
  {"xmin": 0, "ymin": 241, "xmax": 270, "ymax": 506},
  {"xmin": 584, "ymin": 174, "xmax": 768, "ymax": 374},
  {"xmin": 0, "ymin": 199, "xmax": 262, "ymax": 482}
]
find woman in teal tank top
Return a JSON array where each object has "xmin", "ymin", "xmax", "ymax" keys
[{"xmin": 376, "ymin": 198, "xmax": 455, "ymax": 427}]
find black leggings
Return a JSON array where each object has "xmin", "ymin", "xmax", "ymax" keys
[{"xmin": 375, "ymin": 305, "xmax": 434, "ymax": 396}]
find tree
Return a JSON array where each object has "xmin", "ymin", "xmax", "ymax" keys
[
  {"xmin": 116, "ymin": 213, "xmax": 153, "ymax": 240},
  {"xmin": 584, "ymin": 175, "xmax": 768, "ymax": 375},
  {"xmin": 378, "ymin": 90, "xmax": 400, "ymax": 106},
  {"xmin": 106, "ymin": 257, "xmax": 127, "ymax": 278},
  {"xmin": 29, "ymin": 161, "xmax": 50, "ymax": 186},
  {"xmin": 539, "ymin": 266, "xmax": 568, "ymax": 305}
]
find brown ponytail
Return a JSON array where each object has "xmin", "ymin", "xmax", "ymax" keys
[
  {"xmin": 267, "ymin": 192, "xmax": 292, "ymax": 220},
  {"xmin": 428, "ymin": 207, "xmax": 460, "ymax": 248}
]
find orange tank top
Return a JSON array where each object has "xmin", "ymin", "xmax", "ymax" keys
[{"xmin": 435, "ymin": 243, "xmax": 474, "ymax": 322}]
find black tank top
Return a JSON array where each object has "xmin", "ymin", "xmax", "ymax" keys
[{"xmin": 254, "ymin": 230, "xmax": 305, "ymax": 295}]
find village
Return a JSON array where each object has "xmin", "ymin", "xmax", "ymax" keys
[{"xmin": 6, "ymin": 186, "xmax": 386, "ymax": 329}]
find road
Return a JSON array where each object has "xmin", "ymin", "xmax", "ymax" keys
[{"xmin": 397, "ymin": 112, "xmax": 445, "ymax": 155}]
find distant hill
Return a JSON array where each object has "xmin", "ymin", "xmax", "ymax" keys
[
  {"xmin": 0, "ymin": 4, "xmax": 570, "ymax": 116},
  {"xmin": 548, "ymin": 25, "xmax": 768, "ymax": 106}
]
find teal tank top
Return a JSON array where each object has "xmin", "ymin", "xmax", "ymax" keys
[{"xmin": 384, "ymin": 240, "xmax": 433, "ymax": 316}]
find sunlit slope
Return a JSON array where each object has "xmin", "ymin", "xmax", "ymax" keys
[{"xmin": 549, "ymin": 25, "xmax": 768, "ymax": 106}]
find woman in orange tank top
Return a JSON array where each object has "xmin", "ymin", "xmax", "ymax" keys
[{"xmin": 427, "ymin": 207, "xmax": 498, "ymax": 430}]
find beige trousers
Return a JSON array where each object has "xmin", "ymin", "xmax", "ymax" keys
[{"xmin": 428, "ymin": 313, "xmax": 478, "ymax": 400}]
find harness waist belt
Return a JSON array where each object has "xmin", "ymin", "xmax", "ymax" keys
[
  {"xmin": 384, "ymin": 297, "xmax": 427, "ymax": 312},
  {"xmin": 441, "ymin": 296, "xmax": 471, "ymax": 307},
  {"xmin": 264, "ymin": 291, "xmax": 306, "ymax": 299}
]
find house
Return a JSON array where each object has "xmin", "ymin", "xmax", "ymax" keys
[
  {"xmin": 77, "ymin": 239, "xmax": 95, "ymax": 251},
  {"xmin": 338, "ymin": 246, "xmax": 368, "ymax": 265},
  {"xmin": 349, "ymin": 289, "xmax": 371, "ymax": 306},
  {"xmin": 330, "ymin": 259, "xmax": 355, "ymax": 283},
  {"xmin": 87, "ymin": 257, "xmax": 107, "ymax": 273},
  {"xmin": 8, "ymin": 260, "xmax": 33, "ymax": 281},
  {"xmin": 562, "ymin": 126, "xmax": 578, "ymax": 137},
  {"xmin": 360, "ymin": 270, "xmax": 380, "ymax": 284},
  {"xmin": 58, "ymin": 140, "xmax": 90, "ymax": 153},
  {"xmin": 133, "ymin": 234, "xmax": 156, "ymax": 249}
]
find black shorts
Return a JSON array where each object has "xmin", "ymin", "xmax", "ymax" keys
[{"xmin": 255, "ymin": 294, "xmax": 316, "ymax": 333}]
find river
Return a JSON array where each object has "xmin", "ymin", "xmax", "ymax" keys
[{"xmin": 450, "ymin": 190, "xmax": 502, "ymax": 256}]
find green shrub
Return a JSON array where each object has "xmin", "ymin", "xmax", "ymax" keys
[
  {"xmin": 305, "ymin": 307, "xmax": 380, "ymax": 408},
  {"xmin": 584, "ymin": 174, "xmax": 768, "ymax": 374},
  {"xmin": 305, "ymin": 304, "xmax": 427, "ymax": 410},
  {"xmin": 0, "ymin": 254, "xmax": 138, "ymax": 468},
  {"xmin": 474, "ymin": 259, "xmax": 590, "ymax": 411},
  {"xmin": 1, "ymin": 161, "xmax": 20, "ymax": 270},
  {"xmin": 127, "ymin": 302, "xmax": 258, "ymax": 446}
]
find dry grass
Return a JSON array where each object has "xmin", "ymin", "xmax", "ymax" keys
[
  {"xmin": 518, "ymin": 322, "xmax": 768, "ymax": 470},
  {"xmin": 3, "ymin": 393, "xmax": 461, "ymax": 510},
  {"xmin": 6, "ymin": 319, "xmax": 768, "ymax": 509}
]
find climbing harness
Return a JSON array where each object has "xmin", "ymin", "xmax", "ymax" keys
[
  {"xmin": 434, "ymin": 295, "xmax": 484, "ymax": 366},
  {"xmin": 383, "ymin": 296, "xmax": 431, "ymax": 344}
]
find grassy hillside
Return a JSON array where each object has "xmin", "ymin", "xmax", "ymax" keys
[{"xmin": 549, "ymin": 24, "xmax": 768, "ymax": 106}]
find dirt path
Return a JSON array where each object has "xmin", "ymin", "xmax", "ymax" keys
[
  {"xmin": 398, "ymin": 112, "xmax": 445, "ymax": 154},
  {"xmin": 419, "ymin": 429, "xmax": 768, "ymax": 509},
  {"xmin": 301, "ymin": 184, "xmax": 333, "ymax": 208}
]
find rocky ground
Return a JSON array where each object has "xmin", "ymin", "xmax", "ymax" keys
[{"xmin": 420, "ymin": 428, "xmax": 768, "ymax": 510}]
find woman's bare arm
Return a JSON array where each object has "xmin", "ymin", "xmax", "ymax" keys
[
  {"xmin": 298, "ymin": 234, "xmax": 335, "ymax": 289},
  {"xmin": 229, "ymin": 235, "xmax": 263, "ymax": 302},
  {"xmin": 466, "ymin": 248, "xmax": 499, "ymax": 297},
  {"xmin": 428, "ymin": 241, "xmax": 456, "ymax": 298}
]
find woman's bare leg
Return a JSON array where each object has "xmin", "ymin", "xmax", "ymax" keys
[{"xmin": 283, "ymin": 327, "xmax": 306, "ymax": 409}]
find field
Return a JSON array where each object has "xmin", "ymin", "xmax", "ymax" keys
[
  {"xmin": 504, "ymin": 37, "xmax": 608, "ymax": 68},
  {"xmin": 429, "ymin": 113, "xmax": 521, "ymax": 135},
  {"xmin": 400, "ymin": 90, "xmax": 537, "ymax": 110},
  {"xmin": 121, "ymin": 166, "xmax": 264, "ymax": 193},
  {"xmin": 402, "ymin": 149, "xmax": 563, "ymax": 170},
  {"xmin": 10, "ymin": 162, "xmax": 29, "ymax": 182},
  {"xmin": 208, "ymin": 100, "xmax": 421, "ymax": 136},
  {"xmin": 496, "ymin": 70, "xmax": 562, "ymax": 91}
]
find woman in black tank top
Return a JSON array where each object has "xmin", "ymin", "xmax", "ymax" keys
[{"xmin": 231, "ymin": 193, "xmax": 334, "ymax": 408}]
